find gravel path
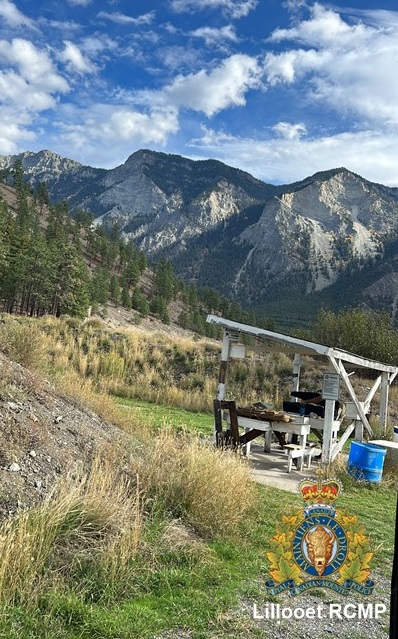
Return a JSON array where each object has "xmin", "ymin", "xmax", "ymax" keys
[{"xmin": 239, "ymin": 570, "xmax": 391, "ymax": 639}]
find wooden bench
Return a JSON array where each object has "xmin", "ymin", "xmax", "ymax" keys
[{"xmin": 284, "ymin": 442, "xmax": 321, "ymax": 473}]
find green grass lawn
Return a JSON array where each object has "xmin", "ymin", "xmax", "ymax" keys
[
  {"xmin": 2, "ymin": 480, "xmax": 396, "ymax": 639},
  {"xmin": 0, "ymin": 484, "xmax": 300, "ymax": 639},
  {"xmin": 2, "ymin": 395, "xmax": 397, "ymax": 639},
  {"xmin": 114, "ymin": 396, "xmax": 214, "ymax": 436}
]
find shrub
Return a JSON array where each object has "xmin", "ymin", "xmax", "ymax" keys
[{"xmin": 0, "ymin": 319, "xmax": 46, "ymax": 369}]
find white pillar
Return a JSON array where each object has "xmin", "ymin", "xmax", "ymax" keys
[
  {"xmin": 379, "ymin": 372, "xmax": 389, "ymax": 435},
  {"xmin": 217, "ymin": 331, "xmax": 231, "ymax": 401},
  {"xmin": 321, "ymin": 399, "xmax": 335, "ymax": 466},
  {"xmin": 291, "ymin": 354, "xmax": 301, "ymax": 398}
]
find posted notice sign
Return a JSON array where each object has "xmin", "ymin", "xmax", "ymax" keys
[{"xmin": 322, "ymin": 372, "xmax": 340, "ymax": 401}]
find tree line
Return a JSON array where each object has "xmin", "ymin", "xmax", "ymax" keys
[{"xmin": 0, "ymin": 161, "xmax": 274, "ymax": 336}]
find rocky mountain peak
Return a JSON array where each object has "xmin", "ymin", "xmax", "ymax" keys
[{"xmin": 1, "ymin": 148, "xmax": 398, "ymax": 322}]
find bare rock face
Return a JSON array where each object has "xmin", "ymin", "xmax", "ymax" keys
[
  {"xmin": 2, "ymin": 149, "xmax": 398, "ymax": 313},
  {"xmin": 236, "ymin": 170, "xmax": 394, "ymax": 296}
]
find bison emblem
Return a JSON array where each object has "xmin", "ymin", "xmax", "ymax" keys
[{"xmin": 305, "ymin": 526, "xmax": 335, "ymax": 576}]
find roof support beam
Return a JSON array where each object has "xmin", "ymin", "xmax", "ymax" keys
[{"xmin": 330, "ymin": 356, "xmax": 373, "ymax": 437}]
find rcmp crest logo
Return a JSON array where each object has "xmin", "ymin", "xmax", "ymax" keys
[{"xmin": 265, "ymin": 471, "xmax": 375, "ymax": 596}]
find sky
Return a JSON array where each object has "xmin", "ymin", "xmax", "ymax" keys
[{"xmin": 0, "ymin": 0, "xmax": 397, "ymax": 186}]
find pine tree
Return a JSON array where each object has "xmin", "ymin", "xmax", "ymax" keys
[
  {"xmin": 90, "ymin": 267, "xmax": 110, "ymax": 305},
  {"xmin": 151, "ymin": 295, "xmax": 170, "ymax": 324},
  {"xmin": 155, "ymin": 258, "xmax": 175, "ymax": 302},
  {"xmin": 121, "ymin": 287, "xmax": 131, "ymax": 309},
  {"xmin": 132, "ymin": 287, "xmax": 149, "ymax": 315},
  {"xmin": 109, "ymin": 274, "xmax": 121, "ymax": 306},
  {"xmin": 50, "ymin": 244, "xmax": 90, "ymax": 317}
]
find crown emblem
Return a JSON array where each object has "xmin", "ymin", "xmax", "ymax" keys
[{"xmin": 298, "ymin": 469, "xmax": 343, "ymax": 505}]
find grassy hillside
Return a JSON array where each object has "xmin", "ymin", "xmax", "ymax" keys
[{"xmin": 0, "ymin": 314, "xmax": 397, "ymax": 638}]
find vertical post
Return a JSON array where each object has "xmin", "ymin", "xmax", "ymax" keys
[
  {"xmin": 380, "ymin": 372, "xmax": 389, "ymax": 435},
  {"xmin": 214, "ymin": 331, "xmax": 231, "ymax": 445},
  {"xmin": 390, "ymin": 490, "xmax": 398, "ymax": 639},
  {"xmin": 291, "ymin": 354, "xmax": 301, "ymax": 398},
  {"xmin": 217, "ymin": 331, "xmax": 231, "ymax": 401},
  {"xmin": 321, "ymin": 399, "xmax": 335, "ymax": 466}
]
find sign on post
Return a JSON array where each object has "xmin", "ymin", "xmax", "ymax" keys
[{"xmin": 322, "ymin": 372, "xmax": 340, "ymax": 401}]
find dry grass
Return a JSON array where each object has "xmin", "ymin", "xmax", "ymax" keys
[
  {"xmin": 0, "ymin": 455, "xmax": 143, "ymax": 607},
  {"xmin": 0, "ymin": 314, "xmax": 47, "ymax": 370},
  {"xmin": 54, "ymin": 368, "xmax": 144, "ymax": 436},
  {"xmin": 134, "ymin": 429, "xmax": 256, "ymax": 538},
  {"xmin": 0, "ymin": 315, "xmax": 295, "ymax": 417},
  {"xmin": 0, "ymin": 432, "xmax": 257, "ymax": 607}
]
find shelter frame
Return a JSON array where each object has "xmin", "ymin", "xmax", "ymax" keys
[{"xmin": 206, "ymin": 314, "xmax": 398, "ymax": 465}]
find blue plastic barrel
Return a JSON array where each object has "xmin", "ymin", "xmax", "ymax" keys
[{"xmin": 347, "ymin": 441, "xmax": 387, "ymax": 483}]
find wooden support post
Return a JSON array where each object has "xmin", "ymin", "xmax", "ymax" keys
[
  {"xmin": 363, "ymin": 375, "xmax": 381, "ymax": 413},
  {"xmin": 330, "ymin": 357, "xmax": 373, "ymax": 437},
  {"xmin": 239, "ymin": 429, "xmax": 264, "ymax": 446},
  {"xmin": 321, "ymin": 399, "xmax": 335, "ymax": 466},
  {"xmin": 217, "ymin": 331, "xmax": 231, "ymax": 401},
  {"xmin": 355, "ymin": 419, "xmax": 363, "ymax": 442},
  {"xmin": 330, "ymin": 422, "xmax": 355, "ymax": 459},
  {"xmin": 219, "ymin": 400, "xmax": 240, "ymax": 449},
  {"xmin": 214, "ymin": 332, "xmax": 231, "ymax": 445},
  {"xmin": 213, "ymin": 399, "xmax": 223, "ymax": 447},
  {"xmin": 291, "ymin": 354, "xmax": 301, "ymax": 396},
  {"xmin": 380, "ymin": 372, "xmax": 389, "ymax": 435}
]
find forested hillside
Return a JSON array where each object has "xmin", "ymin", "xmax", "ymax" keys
[{"xmin": 0, "ymin": 161, "xmax": 273, "ymax": 334}]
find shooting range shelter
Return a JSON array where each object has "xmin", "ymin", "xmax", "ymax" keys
[{"xmin": 206, "ymin": 314, "xmax": 398, "ymax": 467}]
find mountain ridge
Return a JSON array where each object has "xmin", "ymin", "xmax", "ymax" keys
[{"xmin": 2, "ymin": 149, "xmax": 398, "ymax": 324}]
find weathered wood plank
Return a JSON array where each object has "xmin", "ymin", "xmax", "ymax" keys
[{"xmin": 239, "ymin": 429, "xmax": 264, "ymax": 446}]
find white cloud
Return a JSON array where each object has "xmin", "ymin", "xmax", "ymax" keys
[
  {"xmin": 158, "ymin": 46, "xmax": 204, "ymax": 71},
  {"xmin": 270, "ymin": 4, "xmax": 366, "ymax": 46},
  {"xmin": 264, "ymin": 5, "xmax": 398, "ymax": 126},
  {"xmin": 0, "ymin": 105, "xmax": 36, "ymax": 154},
  {"xmin": 0, "ymin": 39, "xmax": 69, "ymax": 152},
  {"xmin": 97, "ymin": 10, "xmax": 155, "ymax": 26},
  {"xmin": 165, "ymin": 54, "xmax": 261, "ymax": 116},
  {"xmin": 189, "ymin": 126, "xmax": 398, "ymax": 186},
  {"xmin": 0, "ymin": 69, "xmax": 58, "ymax": 110},
  {"xmin": 60, "ymin": 40, "xmax": 97, "ymax": 74},
  {"xmin": 273, "ymin": 121, "xmax": 307, "ymax": 140},
  {"xmin": 0, "ymin": 0, "xmax": 36, "ymax": 29},
  {"xmin": 189, "ymin": 25, "xmax": 239, "ymax": 46},
  {"xmin": 0, "ymin": 38, "xmax": 69, "ymax": 95},
  {"xmin": 53, "ymin": 105, "xmax": 179, "ymax": 165},
  {"xmin": 80, "ymin": 34, "xmax": 118, "ymax": 57},
  {"xmin": 170, "ymin": 0, "xmax": 258, "ymax": 20}
]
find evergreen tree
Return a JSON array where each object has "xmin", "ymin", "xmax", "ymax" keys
[
  {"xmin": 151, "ymin": 295, "xmax": 170, "ymax": 324},
  {"xmin": 154, "ymin": 257, "xmax": 175, "ymax": 303},
  {"xmin": 132, "ymin": 287, "xmax": 149, "ymax": 315},
  {"xmin": 109, "ymin": 274, "xmax": 121, "ymax": 306},
  {"xmin": 50, "ymin": 244, "xmax": 90, "ymax": 317},
  {"xmin": 121, "ymin": 287, "xmax": 132, "ymax": 309},
  {"xmin": 35, "ymin": 182, "xmax": 50, "ymax": 215},
  {"xmin": 90, "ymin": 267, "xmax": 110, "ymax": 305}
]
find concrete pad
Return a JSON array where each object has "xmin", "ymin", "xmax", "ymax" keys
[{"xmin": 247, "ymin": 443, "xmax": 320, "ymax": 493}]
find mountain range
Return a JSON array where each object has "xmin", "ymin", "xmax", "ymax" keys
[{"xmin": 2, "ymin": 148, "xmax": 398, "ymax": 327}]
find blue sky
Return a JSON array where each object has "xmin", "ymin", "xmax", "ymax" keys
[{"xmin": 0, "ymin": 0, "xmax": 397, "ymax": 186}]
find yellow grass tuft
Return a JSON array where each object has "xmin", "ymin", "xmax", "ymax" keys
[
  {"xmin": 135, "ymin": 429, "xmax": 256, "ymax": 538},
  {"xmin": 0, "ymin": 455, "xmax": 143, "ymax": 606}
]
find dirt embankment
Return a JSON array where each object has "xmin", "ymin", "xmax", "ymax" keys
[{"xmin": 0, "ymin": 351, "xmax": 126, "ymax": 521}]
